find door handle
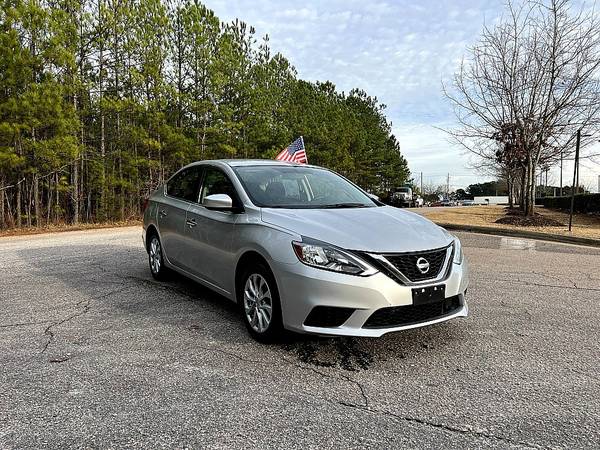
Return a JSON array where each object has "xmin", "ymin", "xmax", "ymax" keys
[
  {"xmin": 159, "ymin": 210, "xmax": 168, "ymax": 218},
  {"xmin": 186, "ymin": 218, "xmax": 197, "ymax": 228}
]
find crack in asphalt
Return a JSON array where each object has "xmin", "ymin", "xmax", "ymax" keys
[
  {"xmin": 40, "ymin": 285, "xmax": 132, "ymax": 355},
  {"xmin": 280, "ymin": 355, "xmax": 370, "ymax": 408},
  {"xmin": 529, "ymin": 271, "xmax": 580, "ymax": 289},
  {"xmin": 479, "ymin": 276, "xmax": 600, "ymax": 292},
  {"xmin": 336, "ymin": 401, "xmax": 547, "ymax": 449},
  {"xmin": 82, "ymin": 278, "xmax": 127, "ymax": 286},
  {"xmin": 48, "ymin": 354, "xmax": 72, "ymax": 363},
  {"xmin": 568, "ymin": 367, "xmax": 600, "ymax": 384},
  {"xmin": 197, "ymin": 345, "xmax": 263, "ymax": 365},
  {"xmin": 0, "ymin": 321, "xmax": 52, "ymax": 328}
]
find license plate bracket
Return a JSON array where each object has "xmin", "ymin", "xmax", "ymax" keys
[{"xmin": 412, "ymin": 284, "xmax": 446, "ymax": 305}]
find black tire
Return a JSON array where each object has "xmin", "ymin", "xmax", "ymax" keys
[
  {"xmin": 147, "ymin": 233, "xmax": 169, "ymax": 281},
  {"xmin": 237, "ymin": 262, "xmax": 283, "ymax": 343}
]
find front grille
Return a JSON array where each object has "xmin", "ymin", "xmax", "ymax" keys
[
  {"xmin": 304, "ymin": 306, "xmax": 355, "ymax": 328},
  {"xmin": 363, "ymin": 296, "xmax": 461, "ymax": 329},
  {"xmin": 382, "ymin": 246, "xmax": 450, "ymax": 282}
]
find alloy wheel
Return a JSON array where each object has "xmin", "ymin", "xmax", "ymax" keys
[{"xmin": 243, "ymin": 273, "xmax": 273, "ymax": 333}]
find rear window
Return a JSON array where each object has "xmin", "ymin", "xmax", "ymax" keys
[{"xmin": 166, "ymin": 167, "xmax": 202, "ymax": 201}]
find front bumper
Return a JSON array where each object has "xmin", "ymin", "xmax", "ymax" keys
[{"xmin": 274, "ymin": 258, "xmax": 469, "ymax": 338}]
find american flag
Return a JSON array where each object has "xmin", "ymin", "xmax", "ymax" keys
[{"xmin": 275, "ymin": 137, "xmax": 307, "ymax": 164}]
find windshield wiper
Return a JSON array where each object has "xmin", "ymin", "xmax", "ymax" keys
[{"xmin": 320, "ymin": 203, "xmax": 370, "ymax": 208}]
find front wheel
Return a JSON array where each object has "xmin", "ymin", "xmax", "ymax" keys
[{"xmin": 239, "ymin": 263, "xmax": 283, "ymax": 343}]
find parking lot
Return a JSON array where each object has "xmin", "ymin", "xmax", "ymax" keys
[{"xmin": 1, "ymin": 227, "xmax": 599, "ymax": 448}]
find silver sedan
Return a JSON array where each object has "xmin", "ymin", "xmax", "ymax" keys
[{"xmin": 143, "ymin": 160, "xmax": 469, "ymax": 342}]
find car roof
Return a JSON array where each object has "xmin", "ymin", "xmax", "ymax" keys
[{"xmin": 186, "ymin": 159, "xmax": 323, "ymax": 169}]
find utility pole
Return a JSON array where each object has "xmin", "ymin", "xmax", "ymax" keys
[
  {"xmin": 569, "ymin": 129, "xmax": 581, "ymax": 232},
  {"xmin": 446, "ymin": 173, "xmax": 450, "ymax": 198},
  {"xmin": 541, "ymin": 170, "xmax": 545, "ymax": 187},
  {"xmin": 420, "ymin": 171, "xmax": 423, "ymax": 196},
  {"xmin": 576, "ymin": 158, "xmax": 580, "ymax": 191}
]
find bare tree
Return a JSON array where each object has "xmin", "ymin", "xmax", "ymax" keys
[
  {"xmin": 443, "ymin": 0, "xmax": 600, "ymax": 215},
  {"xmin": 420, "ymin": 182, "xmax": 446, "ymax": 201}
]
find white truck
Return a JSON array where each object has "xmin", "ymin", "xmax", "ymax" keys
[{"xmin": 391, "ymin": 186, "xmax": 422, "ymax": 208}]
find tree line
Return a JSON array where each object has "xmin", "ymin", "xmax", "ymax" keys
[
  {"xmin": 444, "ymin": 0, "xmax": 600, "ymax": 216},
  {"xmin": 0, "ymin": 0, "xmax": 410, "ymax": 229}
]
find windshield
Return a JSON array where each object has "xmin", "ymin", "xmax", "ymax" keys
[{"xmin": 233, "ymin": 165, "xmax": 377, "ymax": 209}]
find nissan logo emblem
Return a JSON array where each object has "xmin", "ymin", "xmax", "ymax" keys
[{"xmin": 416, "ymin": 257, "xmax": 430, "ymax": 274}]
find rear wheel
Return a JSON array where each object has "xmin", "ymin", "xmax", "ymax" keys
[
  {"xmin": 148, "ymin": 234, "xmax": 169, "ymax": 281},
  {"xmin": 238, "ymin": 263, "xmax": 283, "ymax": 343}
]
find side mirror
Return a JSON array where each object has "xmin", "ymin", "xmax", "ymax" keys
[{"xmin": 203, "ymin": 194, "xmax": 233, "ymax": 210}]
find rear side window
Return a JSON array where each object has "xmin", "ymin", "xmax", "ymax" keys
[{"xmin": 166, "ymin": 167, "xmax": 202, "ymax": 201}]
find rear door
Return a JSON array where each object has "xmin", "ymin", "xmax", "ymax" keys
[
  {"xmin": 158, "ymin": 166, "xmax": 203, "ymax": 268},
  {"xmin": 181, "ymin": 166, "xmax": 242, "ymax": 294}
]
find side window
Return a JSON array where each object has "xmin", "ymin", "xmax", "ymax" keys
[
  {"xmin": 166, "ymin": 167, "xmax": 202, "ymax": 202},
  {"xmin": 200, "ymin": 167, "xmax": 240, "ymax": 206}
]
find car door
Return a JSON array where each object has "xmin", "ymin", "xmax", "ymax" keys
[
  {"xmin": 180, "ymin": 166, "xmax": 242, "ymax": 295},
  {"xmin": 158, "ymin": 166, "xmax": 203, "ymax": 268}
]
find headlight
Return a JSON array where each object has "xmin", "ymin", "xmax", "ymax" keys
[
  {"xmin": 453, "ymin": 237, "xmax": 463, "ymax": 264},
  {"xmin": 292, "ymin": 240, "xmax": 377, "ymax": 276}
]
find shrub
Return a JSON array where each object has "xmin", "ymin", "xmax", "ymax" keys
[{"xmin": 537, "ymin": 194, "xmax": 600, "ymax": 213}]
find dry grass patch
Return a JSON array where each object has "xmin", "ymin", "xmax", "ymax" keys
[
  {"xmin": 417, "ymin": 205, "xmax": 600, "ymax": 241},
  {"xmin": 0, "ymin": 219, "xmax": 142, "ymax": 238}
]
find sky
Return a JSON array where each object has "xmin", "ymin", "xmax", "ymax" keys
[{"xmin": 204, "ymin": 0, "xmax": 600, "ymax": 192}]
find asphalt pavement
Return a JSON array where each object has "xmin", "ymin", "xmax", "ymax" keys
[{"xmin": 1, "ymin": 227, "xmax": 599, "ymax": 449}]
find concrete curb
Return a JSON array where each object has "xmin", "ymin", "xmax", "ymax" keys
[{"xmin": 437, "ymin": 223, "xmax": 600, "ymax": 248}]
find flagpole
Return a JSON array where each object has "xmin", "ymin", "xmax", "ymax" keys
[{"xmin": 300, "ymin": 136, "xmax": 306, "ymax": 163}]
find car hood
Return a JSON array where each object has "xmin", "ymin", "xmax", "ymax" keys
[{"xmin": 260, "ymin": 206, "xmax": 452, "ymax": 253}]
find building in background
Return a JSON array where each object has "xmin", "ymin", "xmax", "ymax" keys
[{"xmin": 473, "ymin": 196, "xmax": 509, "ymax": 205}]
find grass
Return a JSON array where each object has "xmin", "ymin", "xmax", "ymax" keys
[{"xmin": 417, "ymin": 205, "xmax": 600, "ymax": 241}]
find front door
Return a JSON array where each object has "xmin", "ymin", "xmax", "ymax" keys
[{"xmin": 181, "ymin": 166, "xmax": 242, "ymax": 295}]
